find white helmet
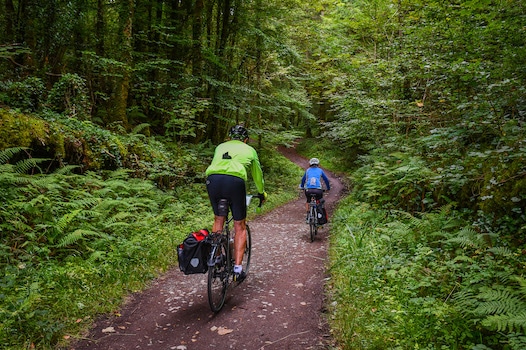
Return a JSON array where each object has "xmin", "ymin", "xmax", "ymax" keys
[{"xmin": 309, "ymin": 158, "xmax": 320, "ymax": 165}]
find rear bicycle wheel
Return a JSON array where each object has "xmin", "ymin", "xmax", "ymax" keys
[
  {"xmin": 309, "ymin": 208, "xmax": 317, "ymax": 242},
  {"xmin": 207, "ymin": 239, "xmax": 229, "ymax": 312}
]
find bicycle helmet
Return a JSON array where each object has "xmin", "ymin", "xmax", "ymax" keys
[
  {"xmin": 229, "ymin": 125, "xmax": 249, "ymax": 141},
  {"xmin": 309, "ymin": 158, "xmax": 320, "ymax": 166}
]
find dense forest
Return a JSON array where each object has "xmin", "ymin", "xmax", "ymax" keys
[{"xmin": 1, "ymin": 0, "xmax": 525, "ymax": 349}]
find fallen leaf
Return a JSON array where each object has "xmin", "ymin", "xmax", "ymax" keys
[
  {"xmin": 102, "ymin": 327, "xmax": 115, "ymax": 333},
  {"xmin": 217, "ymin": 327, "xmax": 234, "ymax": 335}
]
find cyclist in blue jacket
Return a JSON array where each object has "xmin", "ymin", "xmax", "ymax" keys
[{"xmin": 299, "ymin": 158, "xmax": 330, "ymax": 220}]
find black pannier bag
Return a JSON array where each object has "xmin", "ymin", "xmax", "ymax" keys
[
  {"xmin": 178, "ymin": 229, "xmax": 210, "ymax": 275},
  {"xmin": 317, "ymin": 200, "xmax": 328, "ymax": 225}
]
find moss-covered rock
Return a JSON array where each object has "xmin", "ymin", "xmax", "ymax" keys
[
  {"xmin": 0, "ymin": 108, "xmax": 65, "ymax": 156},
  {"xmin": 0, "ymin": 108, "xmax": 206, "ymax": 189}
]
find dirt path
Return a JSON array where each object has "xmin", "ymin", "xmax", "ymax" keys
[{"xmin": 71, "ymin": 146, "xmax": 344, "ymax": 350}]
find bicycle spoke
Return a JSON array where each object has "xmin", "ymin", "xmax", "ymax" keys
[{"xmin": 207, "ymin": 240, "xmax": 228, "ymax": 312}]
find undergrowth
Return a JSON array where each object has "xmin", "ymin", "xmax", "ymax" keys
[{"xmin": 328, "ymin": 196, "xmax": 526, "ymax": 349}]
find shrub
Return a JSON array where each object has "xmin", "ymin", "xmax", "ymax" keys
[
  {"xmin": 47, "ymin": 73, "xmax": 92, "ymax": 120},
  {"xmin": 3, "ymin": 77, "xmax": 45, "ymax": 112}
]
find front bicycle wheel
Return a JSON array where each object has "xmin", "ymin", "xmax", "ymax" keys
[
  {"xmin": 240, "ymin": 224, "xmax": 252, "ymax": 277},
  {"xmin": 208, "ymin": 239, "xmax": 229, "ymax": 312}
]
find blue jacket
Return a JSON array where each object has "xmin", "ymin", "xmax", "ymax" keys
[{"xmin": 300, "ymin": 166, "xmax": 330, "ymax": 190}]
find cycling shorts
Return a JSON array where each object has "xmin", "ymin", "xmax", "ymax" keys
[
  {"xmin": 206, "ymin": 174, "xmax": 247, "ymax": 221},
  {"xmin": 304, "ymin": 188, "xmax": 323, "ymax": 203}
]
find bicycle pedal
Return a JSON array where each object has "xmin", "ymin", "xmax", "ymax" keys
[{"xmin": 233, "ymin": 271, "xmax": 246, "ymax": 283}]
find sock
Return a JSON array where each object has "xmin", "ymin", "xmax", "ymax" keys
[{"xmin": 234, "ymin": 265, "xmax": 243, "ymax": 274}]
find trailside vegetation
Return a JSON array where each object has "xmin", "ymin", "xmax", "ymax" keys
[
  {"xmin": 311, "ymin": 0, "xmax": 525, "ymax": 349},
  {"xmin": 0, "ymin": 138, "xmax": 301, "ymax": 349}
]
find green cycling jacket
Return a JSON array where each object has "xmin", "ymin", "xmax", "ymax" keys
[{"xmin": 205, "ymin": 140, "xmax": 265, "ymax": 194}]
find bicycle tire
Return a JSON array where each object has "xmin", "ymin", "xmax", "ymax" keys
[
  {"xmin": 240, "ymin": 224, "xmax": 252, "ymax": 278},
  {"xmin": 309, "ymin": 207, "xmax": 317, "ymax": 242},
  {"xmin": 207, "ymin": 238, "xmax": 229, "ymax": 312}
]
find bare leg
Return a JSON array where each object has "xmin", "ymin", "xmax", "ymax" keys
[
  {"xmin": 233, "ymin": 219, "xmax": 247, "ymax": 266},
  {"xmin": 213, "ymin": 215, "xmax": 226, "ymax": 233}
]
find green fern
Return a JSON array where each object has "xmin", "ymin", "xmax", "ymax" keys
[
  {"xmin": 447, "ymin": 227, "xmax": 488, "ymax": 249},
  {"xmin": 473, "ymin": 288, "xmax": 524, "ymax": 315},
  {"xmin": 62, "ymin": 197, "xmax": 101, "ymax": 210},
  {"xmin": 454, "ymin": 290, "xmax": 478, "ymax": 311},
  {"xmin": 13, "ymin": 157, "xmax": 49, "ymax": 174},
  {"xmin": 482, "ymin": 312, "xmax": 526, "ymax": 333},
  {"xmin": 455, "ymin": 284, "xmax": 526, "ymax": 336},
  {"xmin": 54, "ymin": 209, "xmax": 82, "ymax": 235},
  {"xmin": 0, "ymin": 147, "xmax": 28, "ymax": 164},
  {"xmin": 87, "ymin": 250, "xmax": 107, "ymax": 262},
  {"xmin": 106, "ymin": 212, "xmax": 134, "ymax": 224},
  {"xmin": 488, "ymin": 246, "xmax": 514, "ymax": 257},
  {"xmin": 30, "ymin": 174, "xmax": 63, "ymax": 188},
  {"xmin": 53, "ymin": 165, "xmax": 81, "ymax": 175},
  {"xmin": 57, "ymin": 229, "xmax": 105, "ymax": 247},
  {"xmin": 508, "ymin": 332, "xmax": 526, "ymax": 349},
  {"xmin": 516, "ymin": 277, "xmax": 526, "ymax": 296}
]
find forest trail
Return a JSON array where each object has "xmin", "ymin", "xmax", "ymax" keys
[{"xmin": 71, "ymin": 145, "xmax": 345, "ymax": 350}]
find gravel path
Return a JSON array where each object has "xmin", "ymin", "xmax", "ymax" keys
[{"xmin": 71, "ymin": 146, "xmax": 345, "ymax": 350}]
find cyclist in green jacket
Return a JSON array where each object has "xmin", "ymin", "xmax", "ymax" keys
[{"xmin": 205, "ymin": 124, "xmax": 267, "ymax": 282}]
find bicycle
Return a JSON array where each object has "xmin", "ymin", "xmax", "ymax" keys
[
  {"xmin": 306, "ymin": 191, "xmax": 326, "ymax": 242},
  {"xmin": 206, "ymin": 194, "xmax": 264, "ymax": 313}
]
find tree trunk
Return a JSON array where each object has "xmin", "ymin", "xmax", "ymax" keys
[
  {"xmin": 95, "ymin": 0, "xmax": 104, "ymax": 56},
  {"xmin": 5, "ymin": 0, "xmax": 15, "ymax": 41},
  {"xmin": 111, "ymin": 0, "xmax": 134, "ymax": 129},
  {"xmin": 192, "ymin": 0, "xmax": 203, "ymax": 76}
]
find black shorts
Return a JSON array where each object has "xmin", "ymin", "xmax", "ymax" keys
[
  {"xmin": 305, "ymin": 188, "xmax": 323, "ymax": 203},
  {"xmin": 206, "ymin": 174, "xmax": 247, "ymax": 221}
]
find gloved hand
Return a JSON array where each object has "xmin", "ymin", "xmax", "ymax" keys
[{"xmin": 259, "ymin": 192, "xmax": 268, "ymax": 202}]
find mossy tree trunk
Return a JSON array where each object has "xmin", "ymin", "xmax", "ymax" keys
[{"xmin": 110, "ymin": 0, "xmax": 134, "ymax": 130}]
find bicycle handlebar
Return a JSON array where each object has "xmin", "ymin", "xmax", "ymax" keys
[
  {"xmin": 246, "ymin": 194, "xmax": 265, "ymax": 208},
  {"xmin": 299, "ymin": 187, "xmax": 327, "ymax": 192}
]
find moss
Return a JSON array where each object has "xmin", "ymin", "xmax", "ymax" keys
[
  {"xmin": 0, "ymin": 108, "xmax": 190, "ymax": 181},
  {"xmin": 0, "ymin": 109, "xmax": 65, "ymax": 157}
]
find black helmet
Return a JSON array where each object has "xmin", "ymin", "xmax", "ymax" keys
[{"xmin": 229, "ymin": 125, "xmax": 249, "ymax": 140}]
